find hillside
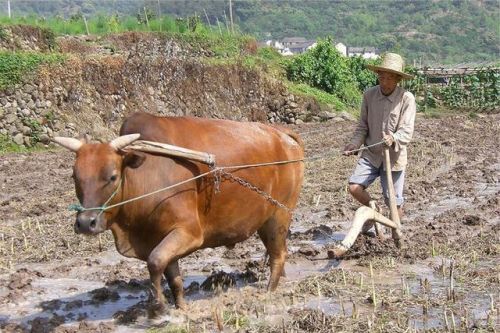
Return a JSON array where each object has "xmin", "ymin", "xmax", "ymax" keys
[
  {"xmin": 1, "ymin": 0, "xmax": 498, "ymax": 65},
  {"xmin": 0, "ymin": 26, "xmax": 331, "ymax": 149}
]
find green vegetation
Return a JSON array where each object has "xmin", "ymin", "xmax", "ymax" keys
[
  {"xmin": 22, "ymin": 118, "xmax": 43, "ymax": 143},
  {"xmin": 0, "ymin": 7, "xmax": 494, "ymax": 155},
  {"xmin": 0, "ymin": 13, "xmax": 255, "ymax": 62},
  {"xmin": 287, "ymin": 83, "xmax": 346, "ymax": 112},
  {"xmin": 223, "ymin": 309, "xmax": 249, "ymax": 329},
  {"xmin": 147, "ymin": 325, "xmax": 189, "ymax": 333},
  {"xmin": 284, "ymin": 38, "xmax": 376, "ymax": 108},
  {"xmin": 0, "ymin": 51, "xmax": 66, "ymax": 89},
  {"xmin": 0, "ymin": 134, "xmax": 50, "ymax": 154},
  {"xmin": 0, "ymin": 13, "xmax": 223, "ymax": 37},
  {"xmin": 0, "ymin": 134, "xmax": 28, "ymax": 154},
  {"xmin": 440, "ymin": 70, "xmax": 499, "ymax": 109},
  {"xmin": 408, "ymin": 68, "xmax": 499, "ymax": 111},
  {"xmin": 1, "ymin": 0, "xmax": 497, "ymax": 64},
  {"xmin": 229, "ymin": 0, "xmax": 499, "ymax": 65}
]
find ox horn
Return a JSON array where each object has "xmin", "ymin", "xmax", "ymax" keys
[
  {"xmin": 109, "ymin": 133, "xmax": 141, "ymax": 151},
  {"xmin": 52, "ymin": 137, "xmax": 83, "ymax": 152}
]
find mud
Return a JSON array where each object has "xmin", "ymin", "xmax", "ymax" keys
[{"xmin": 0, "ymin": 113, "xmax": 499, "ymax": 332}]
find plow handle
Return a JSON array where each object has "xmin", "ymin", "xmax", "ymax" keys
[{"xmin": 384, "ymin": 146, "xmax": 403, "ymax": 247}]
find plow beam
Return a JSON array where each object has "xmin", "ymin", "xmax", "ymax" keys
[{"xmin": 328, "ymin": 206, "xmax": 401, "ymax": 259}]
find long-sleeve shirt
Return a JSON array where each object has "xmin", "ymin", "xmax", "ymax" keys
[{"xmin": 349, "ymin": 85, "xmax": 416, "ymax": 171}]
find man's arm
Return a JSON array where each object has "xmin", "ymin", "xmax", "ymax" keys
[{"xmin": 392, "ymin": 92, "xmax": 416, "ymax": 152}]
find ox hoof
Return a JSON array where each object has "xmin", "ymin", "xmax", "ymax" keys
[
  {"xmin": 175, "ymin": 299, "xmax": 187, "ymax": 311},
  {"xmin": 147, "ymin": 300, "xmax": 167, "ymax": 318},
  {"xmin": 327, "ymin": 245, "xmax": 348, "ymax": 259},
  {"xmin": 393, "ymin": 238, "xmax": 403, "ymax": 249}
]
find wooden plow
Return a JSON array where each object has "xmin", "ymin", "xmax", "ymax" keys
[{"xmin": 328, "ymin": 147, "xmax": 403, "ymax": 258}]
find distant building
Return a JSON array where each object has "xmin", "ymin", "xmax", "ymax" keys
[
  {"xmin": 280, "ymin": 37, "xmax": 316, "ymax": 55},
  {"xmin": 264, "ymin": 37, "xmax": 316, "ymax": 56},
  {"xmin": 263, "ymin": 38, "xmax": 379, "ymax": 58},
  {"xmin": 335, "ymin": 42, "xmax": 347, "ymax": 56},
  {"xmin": 264, "ymin": 40, "xmax": 284, "ymax": 50},
  {"xmin": 288, "ymin": 41, "xmax": 316, "ymax": 54},
  {"xmin": 281, "ymin": 37, "xmax": 308, "ymax": 48},
  {"xmin": 346, "ymin": 46, "xmax": 379, "ymax": 59},
  {"xmin": 280, "ymin": 48, "xmax": 294, "ymax": 56}
]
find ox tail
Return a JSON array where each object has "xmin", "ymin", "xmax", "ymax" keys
[{"xmin": 271, "ymin": 124, "xmax": 304, "ymax": 150}]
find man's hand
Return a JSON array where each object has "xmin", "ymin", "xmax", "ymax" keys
[
  {"xmin": 343, "ymin": 144, "xmax": 358, "ymax": 156},
  {"xmin": 383, "ymin": 133, "xmax": 394, "ymax": 147}
]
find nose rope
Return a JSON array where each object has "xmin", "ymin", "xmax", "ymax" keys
[{"xmin": 68, "ymin": 179, "xmax": 123, "ymax": 215}]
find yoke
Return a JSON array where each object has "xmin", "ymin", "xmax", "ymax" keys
[{"xmin": 126, "ymin": 140, "xmax": 216, "ymax": 165}]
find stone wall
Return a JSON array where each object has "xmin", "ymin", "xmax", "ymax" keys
[{"xmin": 0, "ymin": 32, "xmax": 330, "ymax": 147}]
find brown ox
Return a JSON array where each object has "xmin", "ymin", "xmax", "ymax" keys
[{"xmin": 54, "ymin": 112, "xmax": 304, "ymax": 312}]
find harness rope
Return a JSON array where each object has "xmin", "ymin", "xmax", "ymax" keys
[{"xmin": 68, "ymin": 140, "xmax": 385, "ymax": 214}]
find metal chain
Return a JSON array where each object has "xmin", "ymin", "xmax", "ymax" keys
[{"xmin": 218, "ymin": 169, "xmax": 293, "ymax": 214}]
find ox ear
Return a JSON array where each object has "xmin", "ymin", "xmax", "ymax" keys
[
  {"xmin": 109, "ymin": 133, "xmax": 140, "ymax": 151},
  {"xmin": 52, "ymin": 137, "xmax": 83, "ymax": 152},
  {"xmin": 123, "ymin": 151, "xmax": 146, "ymax": 169}
]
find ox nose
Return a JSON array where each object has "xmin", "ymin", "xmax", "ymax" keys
[{"xmin": 75, "ymin": 212, "xmax": 99, "ymax": 234}]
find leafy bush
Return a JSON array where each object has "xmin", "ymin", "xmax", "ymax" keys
[
  {"xmin": 284, "ymin": 37, "xmax": 361, "ymax": 106},
  {"xmin": 406, "ymin": 67, "xmax": 499, "ymax": 110},
  {"xmin": 348, "ymin": 56, "xmax": 377, "ymax": 92}
]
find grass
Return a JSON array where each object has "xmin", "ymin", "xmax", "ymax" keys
[
  {"xmin": 0, "ymin": 14, "xmax": 241, "ymax": 41},
  {"xmin": 180, "ymin": 31, "xmax": 254, "ymax": 59},
  {"xmin": 0, "ymin": 14, "xmax": 187, "ymax": 35},
  {"xmin": 419, "ymin": 104, "xmax": 464, "ymax": 119},
  {"xmin": 0, "ymin": 134, "xmax": 29, "ymax": 154},
  {"xmin": 0, "ymin": 51, "xmax": 66, "ymax": 89},
  {"xmin": 287, "ymin": 82, "xmax": 357, "ymax": 114},
  {"xmin": 0, "ymin": 134, "xmax": 52, "ymax": 155},
  {"xmin": 148, "ymin": 325, "xmax": 189, "ymax": 333}
]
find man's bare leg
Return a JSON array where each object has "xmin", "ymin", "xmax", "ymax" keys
[
  {"xmin": 349, "ymin": 184, "xmax": 378, "ymax": 235},
  {"xmin": 348, "ymin": 184, "xmax": 371, "ymax": 206}
]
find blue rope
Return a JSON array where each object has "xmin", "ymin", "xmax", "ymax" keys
[{"xmin": 68, "ymin": 179, "xmax": 122, "ymax": 214}]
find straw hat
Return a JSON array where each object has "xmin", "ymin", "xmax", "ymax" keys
[{"xmin": 366, "ymin": 53, "xmax": 413, "ymax": 79}]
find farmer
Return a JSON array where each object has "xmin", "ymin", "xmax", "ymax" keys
[{"xmin": 343, "ymin": 52, "xmax": 416, "ymax": 234}]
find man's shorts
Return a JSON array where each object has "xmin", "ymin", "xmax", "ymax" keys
[{"xmin": 349, "ymin": 157, "xmax": 405, "ymax": 206}]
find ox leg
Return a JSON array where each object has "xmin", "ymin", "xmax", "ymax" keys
[
  {"xmin": 257, "ymin": 211, "xmax": 290, "ymax": 292},
  {"xmin": 147, "ymin": 229, "xmax": 202, "ymax": 316},
  {"xmin": 164, "ymin": 260, "xmax": 186, "ymax": 310}
]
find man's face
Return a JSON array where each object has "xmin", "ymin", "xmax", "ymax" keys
[{"xmin": 377, "ymin": 71, "xmax": 401, "ymax": 96}]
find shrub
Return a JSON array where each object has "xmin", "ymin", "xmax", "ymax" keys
[
  {"xmin": 348, "ymin": 56, "xmax": 377, "ymax": 92},
  {"xmin": 285, "ymin": 37, "xmax": 361, "ymax": 106}
]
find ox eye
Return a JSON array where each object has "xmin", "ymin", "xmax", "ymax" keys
[{"xmin": 110, "ymin": 175, "xmax": 118, "ymax": 182}]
